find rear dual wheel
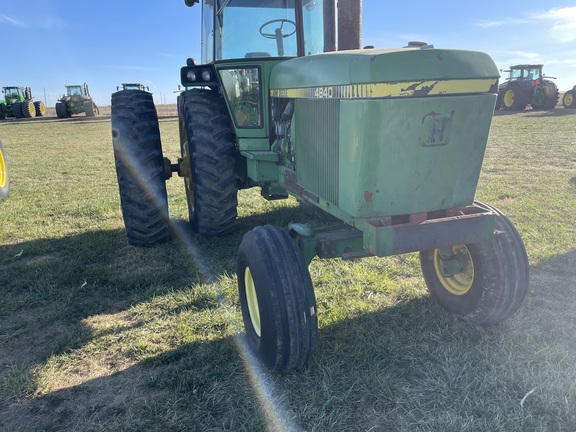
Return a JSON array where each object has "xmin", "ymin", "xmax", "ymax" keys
[
  {"xmin": 34, "ymin": 101, "xmax": 46, "ymax": 117},
  {"xmin": 178, "ymin": 89, "xmax": 238, "ymax": 236},
  {"xmin": 420, "ymin": 203, "xmax": 529, "ymax": 325},
  {"xmin": 111, "ymin": 90, "xmax": 169, "ymax": 246},
  {"xmin": 237, "ymin": 225, "xmax": 318, "ymax": 371},
  {"xmin": 21, "ymin": 101, "xmax": 36, "ymax": 118}
]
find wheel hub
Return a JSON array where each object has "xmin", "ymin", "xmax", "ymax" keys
[
  {"xmin": 244, "ymin": 267, "xmax": 262, "ymax": 337},
  {"xmin": 433, "ymin": 246, "xmax": 474, "ymax": 295}
]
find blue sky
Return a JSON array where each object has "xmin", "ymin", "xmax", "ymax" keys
[{"xmin": 1, "ymin": 1, "xmax": 574, "ymax": 106}]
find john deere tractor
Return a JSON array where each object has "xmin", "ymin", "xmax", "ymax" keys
[
  {"xmin": 0, "ymin": 86, "xmax": 46, "ymax": 119},
  {"xmin": 496, "ymin": 64, "xmax": 558, "ymax": 111},
  {"xmin": 562, "ymin": 85, "xmax": 576, "ymax": 108},
  {"xmin": 56, "ymin": 83, "xmax": 99, "ymax": 118},
  {"xmin": 112, "ymin": 0, "xmax": 529, "ymax": 371},
  {"xmin": 0, "ymin": 138, "xmax": 9, "ymax": 201}
]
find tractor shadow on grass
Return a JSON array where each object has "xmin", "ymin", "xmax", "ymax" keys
[{"xmin": 1, "ymin": 217, "xmax": 576, "ymax": 430}]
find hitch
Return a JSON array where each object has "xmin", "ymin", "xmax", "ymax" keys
[{"xmin": 163, "ymin": 157, "xmax": 184, "ymax": 180}]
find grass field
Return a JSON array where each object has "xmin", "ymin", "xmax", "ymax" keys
[{"xmin": 1, "ymin": 107, "xmax": 576, "ymax": 431}]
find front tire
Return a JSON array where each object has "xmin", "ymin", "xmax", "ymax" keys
[
  {"xmin": 111, "ymin": 90, "xmax": 170, "ymax": 246},
  {"xmin": 11, "ymin": 102, "xmax": 23, "ymax": 118},
  {"xmin": 237, "ymin": 225, "xmax": 318, "ymax": 371},
  {"xmin": 178, "ymin": 89, "xmax": 238, "ymax": 236},
  {"xmin": 84, "ymin": 101, "xmax": 97, "ymax": 116},
  {"xmin": 420, "ymin": 203, "xmax": 529, "ymax": 325},
  {"xmin": 0, "ymin": 139, "xmax": 10, "ymax": 200}
]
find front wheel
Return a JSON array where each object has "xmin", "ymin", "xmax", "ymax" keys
[
  {"xmin": 111, "ymin": 90, "xmax": 170, "ymax": 246},
  {"xmin": 420, "ymin": 203, "xmax": 529, "ymax": 325},
  {"xmin": 0, "ymin": 139, "xmax": 10, "ymax": 200},
  {"xmin": 55, "ymin": 102, "xmax": 70, "ymax": 118},
  {"xmin": 237, "ymin": 225, "xmax": 318, "ymax": 371}
]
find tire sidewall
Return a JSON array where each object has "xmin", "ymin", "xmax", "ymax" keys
[{"xmin": 237, "ymin": 234, "xmax": 280, "ymax": 370}]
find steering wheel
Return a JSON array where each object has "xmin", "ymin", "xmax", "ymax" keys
[{"xmin": 259, "ymin": 19, "xmax": 297, "ymax": 39}]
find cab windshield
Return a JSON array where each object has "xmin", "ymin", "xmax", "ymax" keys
[
  {"xmin": 202, "ymin": 0, "xmax": 324, "ymax": 62},
  {"xmin": 67, "ymin": 86, "xmax": 82, "ymax": 96},
  {"xmin": 4, "ymin": 88, "xmax": 19, "ymax": 98}
]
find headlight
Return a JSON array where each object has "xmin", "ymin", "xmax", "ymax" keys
[
  {"xmin": 187, "ymin": 71, "xmax": 197, "ymax": 82},
  {"xmin": 201, "ymin": 70, "xmax": 211, "ymax": 82}
]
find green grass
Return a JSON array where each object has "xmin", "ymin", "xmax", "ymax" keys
[{"xmin": 1, "ymin": 109, "xmax": 576, "ymax": 431}]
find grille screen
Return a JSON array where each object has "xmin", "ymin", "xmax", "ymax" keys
[{"xmin": 294, "ymin": 99, "xmax": 340, "ymax": 206}]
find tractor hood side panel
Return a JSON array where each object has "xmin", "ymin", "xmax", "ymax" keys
[{"xmin": 270, "ymin": 48, "xmax": 500, "ymax": 218}]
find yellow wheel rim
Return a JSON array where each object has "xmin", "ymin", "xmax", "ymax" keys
[
  {"xmin": 564, "ymin": 93, "xmax": 574, "ymax": 107},
  {"xmin": 504, "ymin": 89, "xmax": 515, "ymax": 107},
  {"xmin": 244, "ymin": 267, "xmax": 261, "ymax": 337},
  {"xmin": 0, "ymin": 149, "xmax": 6, "ymax": 188},
  {"xmin": 433, "ymin": 246, "xmax": 474, "ymax": 295}
]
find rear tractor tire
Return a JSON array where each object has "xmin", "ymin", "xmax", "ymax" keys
[
  {"xmin": 563, "ymin": 90, "xmax": 576, "ymax": 109},
  {"xmin": 55, "ymin": 102, "xmax": 70, "ymax": 118},
  {"xmin": 34, "ymin": 101, "xmax": 46, "ymax": 117},
  {"xmin": 237, "ymin": 225, "xmax": 318, "ymax": 371},
  {"xmin": 501, "ymin": 84, "xmax": 528, "ymax": 111},
  {"xmin": 84, "ymin": 101, "xmax": 98, "ymax": 117},
  {"xmin": 21, "ymin": 101, "xmax": 36, "ymax": 118},
  {"xmin": 0, "ymin": 139, "xmax": 10, "ymax": 201},
  {"xmin": 111, "ymin": 90, "xmax": 170, "ymax": 246},
  {"xmin": 178, "ymin": 89, "xmax": 238, "ymax": 236},
  {"xmin": 419, "ymin": 202, "xmax": 529, "ymax": 325}
]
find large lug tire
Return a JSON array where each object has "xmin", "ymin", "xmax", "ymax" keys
[
  {"xmin": 532, "ymin": 83, "xmax": 559, "ymax": 110},
  {"xmin": 0, "ymin": 139, "xmax": 10, "ymax": 201},
  {"xmin": 34, "ymin": 101, "xmax": 46, "ymax": 117},
  {"xmin": 84, "ymin": 101, "xmax": 97, "ymax": 116},
  {"xmin": 237, "ymin": 225, "xmax": 318, "ymax": 371},
  {"xmin": 178, "ymin": 89, "xmax": 238, "ymax": 236},
  {"xmin": 21, "ymin": 101, "xmax": 36, "ymax": 118},
  {"xmin": 11, "ymin": 102, "xmax": 23, "ymax": 118},
  {"xmin": 419, "ymin": 202, "xmax": 529, "ymax": 325},
  {"xmin": 563, "ymin": 90, "xmax": 576, "ymax": 108},
  {"xmin": 55, "ymin": 102, "xmax": 70, "ymax": 118},
  {"xmin": 502, "ymin": 83, "xmax": 528, "ymax": 111},
  {"xmin": 111, "ymin": 90, "xmax": 170, "ymax": 246}
]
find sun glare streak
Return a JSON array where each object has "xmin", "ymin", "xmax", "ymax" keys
[
  {"xmin": 235, "ymin": 336, "xmax": 302, "ymax": 432},
  {"xmin": 115, "ymin": 136, "xmax": 300, "ymax": 431}
]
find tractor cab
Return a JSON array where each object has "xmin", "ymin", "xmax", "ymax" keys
[
  {"xmin": 66, "ymin": 85, "xmax": 85, "ymax": 98},
  {"xmin": 193, "ymin": 0, "xmax": 324, "ymax": 62},
  {"xmin": 2, "ymin": 87, "xmax": 27, "ymax": 104},
  {"xmin": 506, "ymin": 65, "xmax": 544, "ymax": 83}
]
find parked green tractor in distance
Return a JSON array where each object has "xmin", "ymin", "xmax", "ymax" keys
[
  {"xmin": 0, "ymin": 138, "xmax": 10, "ymax": 201},
  {"xmin": 116, "ymin": 83, "xmax": 150, "ymax": 92},
  {"xmin": 562, "ymin": 85, "xmax": 576, "ymax": 108},
  {"xmin": 496, "ymin": 64, "xmax": 559, "ymax": 111},
  {"xmin": 56, "ymin": 83, "xmax": 99, "ymax": 118},
  {"xmin": 0, "ymin": 86, "xmax": 46, "ymax": 120},
  {"xmin": 111, "ymin": 0, "xmax": 529, "ymax": 372}
]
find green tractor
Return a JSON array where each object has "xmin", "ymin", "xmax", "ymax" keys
[
  {"xmin": 116, "ymin": 83, "xmax": 150, "ymax": 92},
  {"xmin": 56, "ymin": 83, "xmax": 99, "ymax": 118},
  {"xmin": 0, "ymin": 86, "xmax": 46, "ymax": 119},
  {"xmin": 562, "ymin": 86, "xmax": 576, "ymax": 108},
  {"xmin": 496, "ymin": 64, "xmax": 559, "ymax": 111},
  {"xmin": 111, "ymin": 0, "xmax": 529, "ymax": 371},
  {"xmin": 0, "ymin": 138, "xmax": 9, "ymax": 201}
]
